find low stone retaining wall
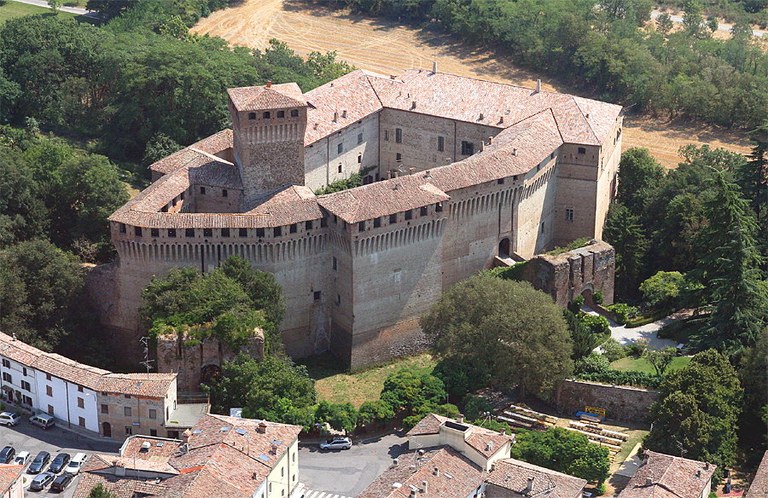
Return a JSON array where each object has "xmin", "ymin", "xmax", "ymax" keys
[{"xmin": 554, "ymin": 379, "xmax": 659, "ymax": 423}]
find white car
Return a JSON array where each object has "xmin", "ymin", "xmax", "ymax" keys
[
  {"xmin": 13, "ymin": 451, "xmax": 29, "ymax": 467},
  {"xmin": 320, "ymin": 437, "xmax": 352, "ymax": 450},
  {"xmin": 0, "ymin": 412, "xmax": 20, "ymax": 427},
  {"xmin": 64, "ymin": 452, "xmax": 87, "ymax": 475}
]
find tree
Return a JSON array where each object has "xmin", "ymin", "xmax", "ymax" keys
[
  {"xmin": 380, "ymin": 368, "xmax": 448, "ymax": 415},
  {"xmin": 639, "ymin": 271, "xmax": 685, "ymax": 311},
  {"xmin": 315, "ymin": 401, "xmax": 358, "ymax": 434},
  {"xmin": 616, "ymin": 147, "xmax": 665, "ymax": 216},
  {"xmin": 645, "ymin": 350, "xmax": 742, "ymax": 477},
  {"xmin": 738, "ymin": 122, "xmax": 768, "ymax": 222},
  {"xmin": 603, "ymin": 203, "xmax": 648, "ymax": 299},
  {"xmin": 0, "ymin": 147, "xmax": 48, "ymax": 248},
  {"xmin": 421, "ymin": 274, "xmax": 573, "ymax": 399},
  {"xmin": 643, "ymin": 347, "xmax": 676, "ymax": 377},
  {"xmin": 357, "ymin": 400, "xmax": 395, "ymax": 428},
  {"xmin": 204, "ymin": 354, "xmax": 316, "ymax": 424},
  {"xmin": 88, "ymin": 484, "xmax": 117, "ymax": 498},
  {"xmin": 697, "ymin": 170, "xmax": 768, "ymax": 353},
  {"xmin": 511, "ymin": 428, "xmax": 611, "ymax": 485},
  {"xmin": 48, "ymin": 0, "xmax": 62, "ymax": 12},
  {"xmin": 656, "ymin": 13, "xmax": 674, "ymax": 35},
  {"xmin": 142, "ymin": 132, "xmax": 181, "ymax": 167},
  {"xmin": 739, "ymin": 330, "xmax": 768, "ymax": 459}
]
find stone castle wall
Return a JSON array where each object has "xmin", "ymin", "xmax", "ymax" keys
[{"xmin": 554, "ymin": 379, "xmax": 659, "ymax": 423}]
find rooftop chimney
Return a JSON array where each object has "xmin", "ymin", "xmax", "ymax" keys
[
  {"xmin": 411, "ymin": 100, "xmax": 417, "ymax": 110},
  {"xmin": 433, "ymin": 467, "xmax": 440, "ymax": 477},
  {"xmin": 432, "ymin": 61, "xmax": 437, "ymax": 74},
  {"xmin": 479, "ymin": 113, "xmax": 484, "ymax": 120},
  {"xmin": 512, "ymin": 148, "xmax": 518, "ymax": 156},
  {"xmin": 456, "ymin": 415, "xmax": 464, "ymax": 423},
  {"xmin": 696, "ymin": 470, "xmax": 702, "ymax": 478},
  {"xmin": 705, "ymin": 463, "xmax": 710, "ymax": 470},
  {"xmin": 266, "ymin": 80, "xmax": 272, "ymax": 88},
  {"xmin": 488, "ymin": 136, "xmax": 493, "ymax": 145},
  {"xmin": 342, "ymin": 109, "xmax": 347, "ymax": 119},
  {"xmin": 486, "ymin": 442, "xmax": 494, "ymax": 451},
  {"xmin": 393, "ymin": 458, "xmax": 399, "ymax": 466},
  {"xmin": 422, "ymin": 480, "xmax": 429, "ymax": 494},
  {"xmin": 333, "ymin": 111, "xmax": 338, "ymax": 123},
  {"xmin": 257, "ymin": 421, "xmax": 267, "ymax": 434},
  {"xmin": 645, "ymin": 478, "xmax": 653, "ymax": 486},
  {"xmin": 535, "ymin": 79, "xmax": 541, "ymax": 93},
  {"xmin": 525, "ymin": 477, "xmax": 535, "ymax": 494},
  {"xmin": 181, "ymin": 429, "xmax": 192, "ymax": 444}
]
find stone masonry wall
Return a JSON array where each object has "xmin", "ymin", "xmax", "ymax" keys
[{"xmin": 554, "ymin": 379, "xmax": 659, "ymax": 423}]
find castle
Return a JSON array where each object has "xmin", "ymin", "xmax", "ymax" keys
[{"xmin": 105, "ymin": 68, "xmax": 623, "ymax": 370}]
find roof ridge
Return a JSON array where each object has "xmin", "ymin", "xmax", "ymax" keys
[{"xmin": 570, "ymin": 96, "xmax": 599, "ymax": 144}]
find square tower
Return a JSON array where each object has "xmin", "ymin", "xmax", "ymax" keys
[{"xmin": 227, "ymin": 82, "xmax": 308, "ymax": 205}]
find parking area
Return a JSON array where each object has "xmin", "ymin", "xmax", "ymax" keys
[
  {"xmin": 298, "ymin": 433, "xmax": 408, "ymax": 497},
  {"xmin": 0, "ymin": 416, "xmax": 119, "ymax": 496}
]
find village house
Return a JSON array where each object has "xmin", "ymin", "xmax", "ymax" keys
[
  {"xmin": 484, "ymin": 459, "xmax": 587, "ymax": 498},
  {"xmin": 618, "ymin": 450, "xmax": 716, "ymax": 498},
  {"xmin": 0, "ymin": 465, "xmax": 24, "ymax": 498}
]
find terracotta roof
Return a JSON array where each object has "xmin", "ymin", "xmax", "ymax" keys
[
  {"xmin": 304, "ymin": 69, "xmax": 385, "ymax": 145},
  {"xmin": 0, "ymin": 333, "xmax": 42, "ymax": 365},
  {"xmin": 0, "ymin": 464, "xmax": 23, "ymax": 494},
  {"xmin": 244, "ymin": 185, "xmax": 323, "ymax": 226},
  {"xmin": 98, "ymin": 373, "xmax": 176, "ymax": 398},
  {"xmin": 227, "ymin": 83, "xmax": 306, "ymax": 111},
  {"xmin": 30, "ymin": 353, "xmax": 109, "ymax": 390},
  {"xmin": 486, "ymin": 458, "xmax": 587, "ymax": 498},
  {"xmin": 149, "ymin": 129, "xmax": 234, "ymax": 176},
  {"xmin": 359, "ymin": 447, "xmax": 485, "ymax": 498},
  {"xmin": 406, "ymin": 414, "xmax": 514, "ymax": 461},
  {"xmin": 746, "ymin": 451, "xmax": 768, "ymax": 498},
  {"xmin": 318, "ymin": 174, "xmax": 449, "ymax": 224},
  {"xmin": 619, "ymin": 450, "xmax": 716, "ymax": 498},
  {"xmin": 407, "ymin": 413, "xmax": 446, "ymax": 437}
]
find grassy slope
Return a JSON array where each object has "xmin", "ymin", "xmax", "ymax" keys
[
  {"xmin": 610, "ymin": 355, "xmax": 691, "ymax": 374},
  {"xmin": 1, "ymin": 2, "xmax": 76, "ymax": 23},
  {"xmin": 310, "ymin": 354, "xmax": 437, "ymax": 408}
]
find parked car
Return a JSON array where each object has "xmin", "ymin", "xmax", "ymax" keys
[
  {"xmin": 50, "ymin": 472, "xmax": 74, "ymax": 492},
  {"xmin": 13, "ymin": 451, "xmax": 29, "ymax": 467},
  {"xmin": 29, "ymin": 413, "xmax": 55, "ymax": 429},
  {"xmin": 319, "ymin": 437, "xmax": 352, "ymax": 450},
  {"xmin": 0, "ymin": 446, "xmax": 14, "ymax": 464},
  {"xmin": 0, "ymin": 412, "xmax": 20, "ymax": 426},
  {"xmin": 29, "ymin": 472, "xmax": 54, "ymax": 491},
  {"xmin": 64, "ymin": 453, "xmax": 87, "ymax": 475},
  {"xmin": 48, "ymin": 453, "xmax": 70, "ymax": 474},
  {"xmin": 28, "ymin": 451, "xmax": 51, "ymax": 474}
]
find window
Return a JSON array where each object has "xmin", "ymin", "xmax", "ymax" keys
[
  {"xmin": 461, "ymin": 141, "xmax": 474, "ymax": 156},
  {"xmin": 256, "ymin": 228, "xmax": 264, "ymax": 238},
  {"xmin": 1, "ymin": 372, "xmax": 10, "ymax": 383},
  {"xmin": 78, "ymin": 385, "xmax": 83, "ymax": 392},
  {"xmin": 134, "ymin": 226, "xmax": 142, "ymax": 237},
  {"xmin": 497, "ymin": 178, "xmax": 505, "ymax": 185},
  {"xmin": 46, "ymin": 385, "xmax": 52, "ymax": 397},
  {"xmin": 150, "ymin": 429, "xmax": 158, "ymax": 437},
  {"xmin": 321, "ymin": 217, "xmax": 328, "ymax": 228},
  {"xmin": 239, "ymin": 228, "xmax": 248, "ymax": 238},
  {"xmin": 21, "ymin": 381, "xmax": 30, "ymax": 391},
  {"xmin": 151, "ymin": 228, "xmax": 159, "ymax": 238},
  {"xmin": 200, "ymin": 186, "xmax": 206, "ymax": 195},
  {"xmin": 358, "ymin": 221, "xmax": 366, "ymax": 232},
  {"xmin": 436, "ymin": 203, "xmax": 443, "ymax": 212},
  {"xmin": 374, "ymin": 217, "xmax": 381, "ymax": 228},
  {"xmin": 565, "ymin": 208, "xmax": 574, "ymax": 222},
  {"xmin": 437, "ymin": 136, "xmax": 445, "ymax": 152},
  {"xmin": 405, "ymin": 210, "xmax": 413, "ymax": 220},
  {"xmin": 48, "ymin": 405, "xmax": 54, "ymax": 416},
  {"xmin": 124, "ymin": 394, "xmax": 131, "ymax": 399},
  {"xmin": 248, "ymin": 112, "xmax": 256, "ymax": 120},
  {"xmin": 101, "ymin": 404, "xmax": 108, "ymax": 414},
  {"xmin": 22, "ymin": 367, "xmax": 26, "ymax": 376},
  {"xmin": 203, "ymin": 228, "xmax": 213, "ymax": 237},
  {"xmin": 357, "ymin": 133, "xmax": 363, "ymax": 145},
  {"xmin": 274, "ymin": 227, "xmax": 282, "ymax": 237},
  {"xmin": 332, "ymin": 257, "xmax": 337, "ymax": 270},
  {"xmin": 125, "ymin": 427, "xmax": 133, "ymax": 436},
  {"xmin": 290, "ymin": 109, "xmax": 299, "ymax": 117},
  {"xmin": 263, "ymin": 111, "xmax": 271, "ymax": 119},
  {"xmin": 1, "ymin": 359, "xmax": 9, "ymax": 368},
  {"xmin": 221, "ymin": 228, "xmax": 230, "ymax": 237},
  {"xmin": 357, "ymin": 154, "xmax": 362, "ymax": 164},
  {"xmin": 222, "ymin": 189, "xmax": 228, "ymax": 198},
  {"xmin": 77, "ymin": 397, "xmax": 84, "ymax": 409},
  {"xmin": 290, "ymin": 224, "xmax": 297, "ymax": 234},
  {"xmin": 338, "ymin": 164, "xmax": 343, "ymax": 173},
  {"xmin": 78, "ymin": 417, "xmax": 85, "ymax": 428},
  {"xmin": 384, "ymin": 130, "xmax": 389, "ymax": 141},
  {"xmin": 185, "ymin": 228, "xmax": 195, "ymax": 238},
  {"xmin": 149, "ymin": 409, "xmax": 157, "ymax": 420},
  {"xmin": 277, "ymin": 110, "xmax": 285, "ymax": 118},
  {"xmin": 313, "ymin": 291, "xmax": 321, "ymax": 301},
  {"xmin": 46, "ymin": 374, "xmax": 51, "ymax": 381},
  {"xmin": 168, "ymin": 228, "xmax": 177, "ymax": 238},
  {"xmin": 577, "ymin": 147, "xmax": 586, "ymax": 155},
  {"xmin": 22, "ymin": 395, "xmax": 31, "ymax": 406},
  {"xmin": 282, "ymin": 467, "xmax": 284, "ymax": 477},
  {"xmin": 420, "ymin": 206, "xmax": 428, "ymax": 216},
  {"xmin": 389, "ymin": 213, "xmax": 397, "ymax": 224},
  {"xmin": 541, "ymin": 221, "xmax": 545, "ymax": 233},
  {"xmin": 124, "ymin": 407, "xmax": 132, "ymax": 417},
  {"xmin": 396, "ymin": 153, "xmax": 402, "ymax": 162},
  {"xmin": 305, "ymin": 221, "xmax": 313, "ymax": 230},
  {"xmin": 395, "ymin": 128, "xmax": 402, "ymax": 143},
  {"xmin": 336, "ymin": 294, "xmax": 341, "ymax": 305},
  {"xmin": 119, "ymin": 223, "xmax": 126, "ymax": 234},
  {"xmin": 337, "ymin": 143, "xmax": 343, "ymax": 154}
]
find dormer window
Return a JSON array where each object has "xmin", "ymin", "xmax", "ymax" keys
[
  {"xmin": 290, "ymin": 109, "xmax": 299, "ymax": 117},
  {"xmin": 263, "ymin": 111, "xmax": 271, "ymax": 119},
  {"xmin": 248, "ymin": 112, "xmax": 256, "ymax": 120}
]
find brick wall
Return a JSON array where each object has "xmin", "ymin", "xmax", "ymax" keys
[{"xmin": 554, "ymin": 379, "xmax": 659, "ymax": 423}]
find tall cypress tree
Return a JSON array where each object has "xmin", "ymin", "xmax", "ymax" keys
[
  {"xmin": 698, "ymin": 170, "xmax": 768, "ymax": 353},
  {"xmin": 738, "ymin": 122, "xmax": 768, "ymax": 222}
]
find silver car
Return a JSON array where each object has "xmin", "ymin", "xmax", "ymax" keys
[
  {"xmin": 0, "ymin": 412, "xmax": 20, "ymax": 426},
  {"xmin": 320, "ymin": 437, "xmax": 352, "ymax": 450}
]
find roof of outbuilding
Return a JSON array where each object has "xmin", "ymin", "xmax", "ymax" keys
[
  {"xmin": 746, "ymin": 451, "xmax": 768, "ymax": 498},
  {"xmin": 486, "ymin": 459, "xmax": 587, "ymax": 498},
  {"xmin": 619, "ymin": 450, "xmax": 716, "ymax": 498}
]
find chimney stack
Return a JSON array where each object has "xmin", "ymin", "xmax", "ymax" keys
[
  {"xmin": 342, "ymin": 109, "xmax": 347, "ymax": 119},
  {"xmin": 512, "ymin": 148, "xmax": 518, "ymax": 156},
  {"xmin": 645, "ymin": 478, "xmax": 653, "ymax": 486},
  {"xmin": 433, "ymin": 467, "xmax": 439, "ymax": 477},
  {"xmin": 257, "ymin": 422, "xmax": 267, "ymax": 434},
  {"xmin": 411, "ymin": 100, "xmax": 417, "ymax": 110},
  {"xmin": 333, "ymin": 111, "xmax": 338, "ymax": 123},
  {"xmin": 181, "ymin": 429, "xmax": 192, "ymax": 444},
  {"xmin": 525, "ymin": 477, "xmax": 534, "ymax": 494},
  {"xmin": 432, "ymin": 61, "xmax": 437, "ymax": 74},
  {"xmin": 266, "ymin": 80, "xmax": 272, "ymax": 88},
  {"xmin": 535, "ymin": 79, "xmax": 541, "ymax": 93},
  {"xmin": 422, "ymin": 481, "xmax": 428, "ymax": 494}
]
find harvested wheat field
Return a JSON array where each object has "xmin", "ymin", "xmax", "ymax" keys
[{"xmin": 193, "ymin": 0, "xmax": 752, "ymax": 168}]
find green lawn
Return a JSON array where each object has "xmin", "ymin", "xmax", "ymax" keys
[
  {"xmin": 610, "ymin": 355, "xmax": 691, "ymax": 374},
  {"xmin": 0, "ymin": 1, "xmax": 76, "ymax": 24},
  {"xmin": 307, "ymin": 353, "xmax": 437, "ymax": 408}
]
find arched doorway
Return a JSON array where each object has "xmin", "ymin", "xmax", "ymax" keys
[
  {"xmin": 498, "ymin": 238, "xmax": 511, "ymax": 258},
  {"xmin": 102, "ymin": 422, "xmax": 111, "ymax": 438},
  {"xmin": 200, "ymin": 364, "xmax": 222, "ymax": 386}
]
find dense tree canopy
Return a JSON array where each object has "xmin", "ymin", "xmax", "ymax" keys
[{"xmin": 421, "ymin": 274, "xmax": 573, "ymax": 398}]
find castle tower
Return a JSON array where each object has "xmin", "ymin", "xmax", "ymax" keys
[{"xmin": 227, "ymin": 82, "xmax": 308, "ymax": 205}]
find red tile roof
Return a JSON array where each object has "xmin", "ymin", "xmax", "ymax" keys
[
  {"xmin": 619, "ymin": 450, "xmax": 716, "ymax": 498},
  {"xmin": 746, "ymin": 451, "xmax": 768, "ymax": 498},
  {"xmin": 227, "ymin": 83, "xmax": 306, "ymax": 111},
  {"xmin": 486, "ymin": 458, "xmax": 587, "ymax": 498},
  {"xmin": 0, "ymin": 464, "xmax": 23, "ymax": 494},
  {"xmin": 150, "ymin": 129, "xmax": 234, "ymax": 176}
]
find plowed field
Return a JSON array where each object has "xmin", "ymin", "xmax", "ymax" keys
[{"xmin": 193, "ymin": 0, "xmax": 752, "ymax": 168}]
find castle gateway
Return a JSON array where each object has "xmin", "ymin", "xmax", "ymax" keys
[{"xmin": 106, "ymin": 69, "xmax": 622, "ymax": 370}]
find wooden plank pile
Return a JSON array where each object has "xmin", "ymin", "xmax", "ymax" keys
[
  {"xmin": 566, "ymin": 421, "xmax": 625, "ymax": 455},
  {"xmin": 496, "ymin": 404, "xmax": 558, "ymax": 430}
]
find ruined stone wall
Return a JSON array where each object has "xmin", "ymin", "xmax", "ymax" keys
[{"xmin": 554, "ymin": 379, "xmax": 658, "ymax": 423}]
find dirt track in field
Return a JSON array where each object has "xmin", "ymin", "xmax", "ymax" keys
[{"xmin": 193, "ymin": 0, "xmax": 753, "ymax": 168}]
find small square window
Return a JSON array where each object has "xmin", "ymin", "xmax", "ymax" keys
[
  {"xmin": 357, "ymin": 133, "xmax": 363, "ymax": 145},
  {"xmin": 274, "ymin": 227, "xmax": 282, "ymax": 237},
  {"xmin": 124, "ymin": 407, "xmax": 132, "ymax": 417},
  {"xmin": 277, "ymin": 110, "xmax": 285, "ymax": 118},
  {"xmin": 313, "ymin": 291, "xmax": 321, "ymax": 301},
  {"xmin": 263, "ymin": 111, "xmax": 271, "ymax": 119},
  {"xmin": 46, "ymin": 374, "xmax": 51, "ymax": 381},
  {"xmin": 79, "ymin": 417, "xmax": 85, "ymax": 427},
  {"xmin": 203, "ymin": 228, "xmax": 212, "ymax": 237},
  {"xmin": 290, "ymin": 224, "xmax": 297, "ymax": 234},
  {"xmin": 436, "ymin": 203, "xmax": 443, "ymax": 212},
  {"xmin": 395, "ymin": 128, "xmax": 402, "ymax": 143},
  {"xmin": 565, "ymin": 208, "xmax": 574, "ymax": 222},
  {"xmin": 396, "ymin": 153, "xmax": 402, "ymax": 162},
  {"xmin": 405, "ymin": 210, "xmax": 413, "ymax": 221},
  {"xmin": 358, "ymin": 221, "xmax": 366, "ymax": 232},
  {"xmin": 248, "ymin": 112, "xmax": 256, "ymax": 120},
  {"xmin": 119, "ymin": 223, "xmax": 126, "ymax": 234},
  {"xmin": 497, "ymin": 178, "xmax": 505, "ymax": 185},
  {"xmin": 185, "ymin": 228, "xmax": 195, "ymax": 238},
  {"xmin": 290, "ymin": 109, "xmax": 299, "ymax": 117},
  {"xmin": 125, "ymin": 426, "xmax": 133, "ymax": 436},
  {"xmin": 221, "ymin": 228, "xmax": 230, "ymax": 237},
  {"xmin": 124, "ymin": 394, "xmax": 131, "ymax": 399},
  {"xmin": 22, "ymin": 367, "xmax": 26, "ymax": 376},
  {"xmin": 48, "ymin": 405, "xmax": 54, "ymax": 416},
  {"xmin": 337, "ymin": 143, "xmax": 343, "ymax": 154},
  {"xmin": 168, "ymin": 229, "xmax": 177, "ymax": 238},
  {"xmin": 149, "ymin": 409, "xmax": 157, "ymax": 419},
  {"xmin": 222, "ymin": 189, "xmax": 228, "ymax": 198},
  {"xmin": 78, "ymin": 385, "xmax": 83, "ymax": 392},
  {"xmin": 461, "ymin": 141, "xmax": 474, "ymax": 156},
  {"xmin": 200, "ymin": 187, "xmax": 206, "ymax": 195},
  {"xmin": 256, "ymin": 228, "xmax": 264, "ymax": 238},
  {"xmin": 134, "ymin": 226, "xmax": 143, "ymax": 237},
  {"xmin": 374, "ymin": 217, "xmax": 381, "ymax": 228},
  {"xmin": 389, "ymin": 213, "xmax": 397, "ymax": 224},
  {"xmin": 420, "ymin": 206, "xmax": 428, "ymax": 216},
  {"xmin": 305, "ymin": 221, "xmax": 313, "ymax": 230},
  {"xmin": 101, "ymin": 404, "xmax": 108, "ymax": 414},
  {"xmin": 151, "ymin": 228, "xmax": 159, "ymax": 238},
  {"xmin": 77, "ymin": 397, "xmax": 84, "ymax": 408},
  {"xmin": 1, "ymin": 359, "xmax": 9, "ymax": 368},
  {"xmin": 239, "ymin": 228, "xmax": 248, "ymax": 237},
  {"xmin": 577, "ymin": 147, "xmax": 586, "ymax": 155}
]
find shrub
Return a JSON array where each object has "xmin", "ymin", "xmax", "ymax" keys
[
  {"xmin": 568, "ymin": 295, "xmax": 585, "ymax": 314},
  {"xmin": 357, "ymin": 400, "xmax": 395, "ymax": 428},
  {"xmin": 593, "ymin": 291, "xmax": 604, "ymax": 305},
  {"xmin": 600, "ymin": 338, "xmax": 626, "ymax": 362},
  {"xmin": 625, "ymin": 339, "xmax": 649, "ymax": 358},
  {"xmin": 575, "ymin": 370, "xmax": 660, "ymax": 388},
  {"xmin": 462, "ymin": 394, "xmax": 493, "ymax": 420},
  {"xmin": 315, "ymin": 401, "xmax": 358, "ymax": 434},
  {"xmin": 581, "ymin": 313, "xmax": 610, "ymax": 336},
  {"xmin": 575, "ymin": 353, "xmax": 610, "ymax": 374},
  {"xmin": 640, "ymin": 271, "xmax": 685, "ymax": 311},
  {"xmin": 471, "ymin": 418, "xmax": 510, "ymax": 433},
  {"xmin": 606, "ymin": 303, "xmax": 639, "ymax": 325}
]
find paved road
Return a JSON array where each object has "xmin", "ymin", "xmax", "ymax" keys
[
  {"xmin": 7, "ymin": 0, "xmax": 90, "ymax": 16},
  {"xmin": 0, "ymin": 418, "xmax": 119, "ymax": 497},
  {"xmin": 298, "ymin": 433, "xmax": 408, "ymax": 497},
  {"xmin": 650, "ymin": 9, "xmax": 767, "ymax": 37}
]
